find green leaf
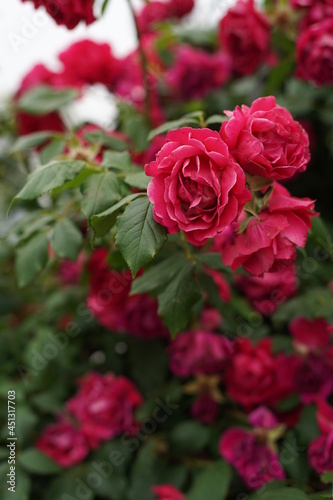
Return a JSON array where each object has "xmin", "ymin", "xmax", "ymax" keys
[
  {"xmin": 15, "ymin": 232, "xmax": 48, "ymax": 287},
  {"xmin": 18, "ymin": 448, "xmax": 62, "ymax": 475},
  {"xmin": 196, "ymin": 252, "xmax": 228, "ymax": 272},
  {"xmin": 124, "ymin": 171, "xmax": 151, "ymax": 190},
  {"xmin": 250, "ymin": 487, "xmax": 309, "ymax": 500},
  {"xmin": 170, "ymin": 421, "xmax": 210, "ymax": 454},
  {"xmin": 205, "ymin": 115, "xmax": 228, "ymax": 126},
  {"xmin": 40, "ymin": 138, "xmax": 66, "ymax": 165},
  {"xmin": 186, "ymin": 460, "xmax": 231, "ymax": 500},
  {"xmin": 131, "ymin": 254, "xmax": 188, "ymax": 296},
  {"xmin": 84, "ymin": 130, "xmax": 128, "ymax": 151},
  {"xmin": 80, "ymin": 172, "xmax": 123, "ymax": 224},
  {"xmin": 91, "ymin": 193, "xmax": 144, "ymax": 237},
  {"xmin": 321, "ymin": 471, "xmax": 333, "ymax": 484},
  {"xmin": 17, "ymin": 85, "xmax": 78, "ymax": 115},
  {"xmin": 102, "ymin": 150, "xmax": 135, "ymax": 172},
  {"xmin": 12, "ymin": 160, "xmax": 85, "ymax": 202},
  {"xmin": 11, "ymin": 131, "xmax": 54, "ymax": 153},
  {"xmin": 51, "ymin": 218, "xmax": 83, "ymax": 260},
  {"xmin": 115, "ymin": 197, "xmax": 167, "ymax": 277},
  {"xmin": 148, "ymin": 112, "xmax": 202, "ymax": 141},
  {"xmin": 157, "ymin": 262, "xmax": 201, "ymax": 336},
  {"xmin": 128, "ymin": 338, "xmax": 168, "ymax": 393}
]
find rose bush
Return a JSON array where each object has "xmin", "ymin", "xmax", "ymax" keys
[{"xmin": 2, "ymin": 0, "xmax": 333, "ymax": 498}]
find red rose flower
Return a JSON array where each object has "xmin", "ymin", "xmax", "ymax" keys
[
  {"xmin": 21, "ymin": 0, "xmax": 95, "ymax": 29},
  {"xmin": 291, "ymin": 0, "xmax": 333, "ymax": 9},
  {"xmin": 235, "ymin": 265, "xmax": 298, "ymax": 315},
  {"xmin": 168, "ymin": 330, "xmax": 233, "ymax": 378},
  {"xmin": 166, "ymin": 45, "xmax": 230, "ymax": 100},
  {"xmin": 66, "ymin": 372, "xmax": 142, "ymax": 448},
  {"xmin": 225, "ymin": 338, "xmax": 296, "ymax": 409},
  {"xmin": 58, "ymin": 39, "xmax": 121, "ymax": 88},
  {"xmin": 220, "ymin": 96, "xmax": 310, "ymax": 180},
  {"xmin": 191, "ymin": 392, "xmax": 220, "ymax": 424},
  {"xmin": 293, "ymin": 353, "xmax": 333, "ymax": 404},
  {"xmin": 296, "ymin": 18, "xmax": 333, "ymax": 85},
  {"xmin": 36, "ymin": 420, "xmax": 89, "ymax": 467},
  {"xmin": 220, "ymin": 427, "xmax": 285, "ymax": 490},
  {"xmin": 308, "ymin": 431, "xmax": 333, "ymax": 474},
  {"xmin": 317, "ymin": 399, "xmax": 333, "ymax": 434},
  {"xmin": 152, "ymin": 484, "xmax": 184, "ymax": 500},
  {"xmin": 218, "ymin": 183, "xmax": 317, "ymax": 276},
  {"xmin": 248, "ymin": 406, "xmax": 279, "ymax": 429},
  {"xmin": 299, "ymin": 3, "xmax": 333, "ymax": 31},
  {"xmin": 145, "ymin": 127, "xmax": 251, "ymax": 246},
  {"xmin": 218, "ymin": 0, "xmax": 273, "ymax": 75},
  {"xmin": 289, "ymin": 317, "xmax": 331, "ymax": 354},
  {"xmin": 87, "ymin": 249, "xmax": 168, "ymax": 339}
]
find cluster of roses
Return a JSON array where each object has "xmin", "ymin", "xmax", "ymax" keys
[
  {"xmin": 36, "ymin": 371, "xmax": 142, "ymax": 467},
  {"xmin": 146, "ymin": 95, "xmax": 317, "ymax": 277},
  {"xmin": 37, "ymin": 298, "xmax": 333, "ymax": 494},
  {"xmin": 292, "ymin": 0, "xmax": 333, "ymax": 86},
  {"xmin": 21, "ymin": 0, "xmax": 194, "ymax": 30}
]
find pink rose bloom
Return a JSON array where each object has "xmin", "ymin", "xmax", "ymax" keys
[
  {"xmin": 220, "ymin": 96, "xmax": 310, "ymax": 180},
  {"xmin": 291, "ymin": 0, "xmax": 333, "ymax": 9},
  {"xmin": 235, "ymin": 265, "xmax": 298, "ymax": 315},
  {"xmin": 21, "ymin": 0, "xmax": 95, "ymax": 29},
  {"xmin": 66, "ymin": 372, "xmax": 142, "ymax": 448},
  {"xmin": 289, "ymin": 317, "xmax": 331, "ymax": 354},
  {"xmin": 191, "ymin": 393, "xmax": 220, "ymax": 424},
  {"xmin": 152, "ymin": 484, "xmax": 184, "ymax": 500},
  {"xmin": 308, "ymin": 431, "xmax": 333, "ymax": 474},
  {"xmin": 58, "ymin": 39, "xmax": 121, "ymax": 88},
  {"xmin": 296, "ymin": 18, "xmax": 333, "ymax": 85},
  {"xmin": 317, "ymin": 399, "xmax": 333, "ymax": 434},
  {"xmin": 199, "ymin": 308, "xmax": 222, "ymax": 331},
  {"xmin": 218, "ymin": 0, "xmax": 273, "ymax": 76},
  {"xmin": 166, "ymin": 45, "xmax": 230, "ymax": 100},
  {"xmin": 293, "ymin": 353, "xmax": 333, "ymax": 404},
  {"xmin": 36, "ymin": 420, "xmax": 89, "ymax": 467},
  {"xmin": 220, "ymin": 428, "xmax": 285, "ymax": 490},
  {"xmin": 168, "ymin": 330, "xmax": 233, "ymax": 377},
  {"xmin": 145, "ymin": 127, "xmax": 251, "ymax": 246},
  {"xmin": 218, "ymin": 183, "xmax": 317, "ymax": 276},
  {"xmin": 248, "ymin": 407, "xmax": 279, "ymax": 429},
  {"xmin": 225, "ymin": 338, "xmax": 296, "ymax": 409}
]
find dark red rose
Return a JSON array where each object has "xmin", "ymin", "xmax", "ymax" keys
[
  {"xmin": 225, "ymin": 338, "xmax": 296, "ymax": 409},
  {"xmin": 66, "ymin": 372, "xmax": 142, "ymax": 447},
  {"xmin": 166, "ymin": 45, "xmax": 230, "ymax": 100},
  {"xmin": 168, "ymin": 330, "xmax": 233, "ymax": 377},
  {"xmin": 293, "ymin": 353, "xmax": 333, "ymax": 404},
  {"xmin": 218, "ymin": 0, "xmax": 273, "ymax": 75},
  {"xmin": 220, "ymin": 427, "xmax": 285, "ymax": 490},
  {"xmin": 58, "ymin": 39, "xmax": 121, "ymax": 87},
  {"xmin": 308, "ymin": 431, "xmax": 333, "ymax": 474},
  {"xmin": 235, "ymin": 265, "xmax": 298, "ymax": 315},
  {"xmin": 296, "ymin": 18, "xmax": 333, "ymax": 86},
  {"xmin": 36, "ymin": 420, "xmax": 89, "ymax": 467},
  {"xmin": 289, "ymin": 317, "xmax": 332, "ymax": 354},
  {"xmin": 191, "ymin": 393, "xmax": 219, "ymax": 424},
  {"xmin": 21, "ymin": 0, "xmax": 95, "ymax": 29}
]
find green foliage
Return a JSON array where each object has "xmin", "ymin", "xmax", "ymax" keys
[
  {"xmin": 17, "ymin": 85, "xmax": 78, "ymax": 115},
  {"xmin": 15, "ymin": 232, "xmax": 48, "ymax": 287},
  {"xmin": 115, "ymin": 196, "xmax": 167, "ymax": 277},
  {"xmin": 186, "ymin": 461, "xmax": 231, "ymax": 500},
  {"xmin": 51, "ymin": 218, "xmax": 83, "ymax": 260}
]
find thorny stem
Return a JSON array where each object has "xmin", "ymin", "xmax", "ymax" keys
[{"xmin": 125, "ymin": 0, "xmax": 152, "ymax": 126}]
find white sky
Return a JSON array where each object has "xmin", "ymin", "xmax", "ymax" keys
[{"xmin": 0, "ymin": 0, "xmax": 238, "ymax": 125}]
